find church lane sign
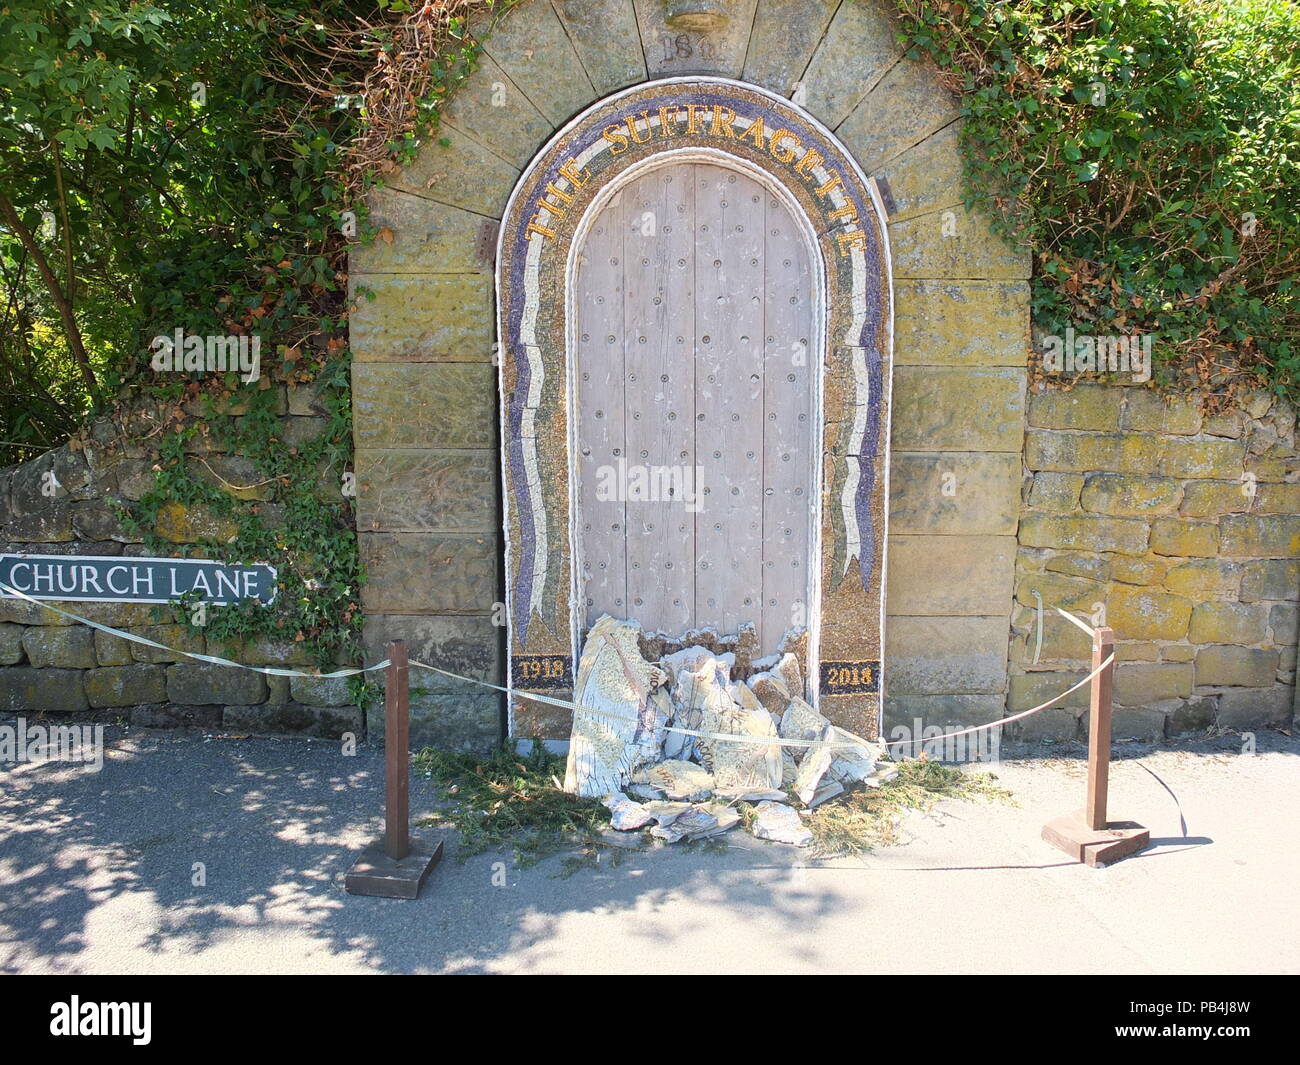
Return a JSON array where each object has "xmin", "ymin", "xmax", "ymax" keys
[{"xmin": 0, "ymin": 553, "xmax": 277, "ymax": 606}]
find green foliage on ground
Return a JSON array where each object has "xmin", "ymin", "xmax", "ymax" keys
[
  {"xmin": 805, "ymin": 757, "xmax": 1012, "ymax": 856},
  {"xmin": 894, "ymin": 0, "xmax": 1300, "ymax": 401},
  {"xmin": 414, "ymin": 741, "xmax": 614, "ymax": 867},
  {"xmin": 414, "ymin": 742, "xmax": 1012, "ymax": 868}
]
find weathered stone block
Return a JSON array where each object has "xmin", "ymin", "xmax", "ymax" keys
[
  {"xmin": 883, "ymin": 692, "xmax": 1008, "ymax": 731},
  {"xmin": 1027, "ymin": 472, "xmax": 1082, "ymax": 511},
  {"xmin": 1159, "ymin": 438, "xmax": 1246, "ymax": 479},
  {"xmin": 886, "ymin": 535, "xmax": 1015, "ymax": 615},
  {"xmin": 223, "ymin": 701, "xmax": 362, "ymax": 740},
  {"xmin": 1044, "ymin": 553, "xmax": 1109, "ymax": 581},
  {"xmin": 1167, "ymin": 696, "xmax": 1217, "ymax": 733},
  {"xmin": 1218, "ymin": 515, "xmax": 1300, "ymax": 559},
  {"xmin": 0, "ymin": 623, "xmax": 24, "ymax": 665},
  {"xmin": 888, "ymin": 452, "xmax": 1020, "ymax": 535},
  {"xmin": 1253, "ymin": 484, "xmax": 1300, "ymax": 515},
  {"xmin": 1181, "ymin": 480, "xmax": 1251, "ymax": 518},
  {"xmin": 289, "ymin": 674, "xmax": 355, "ymax": 708},
  {"xmin": 1008, "ymin": 671, "xmax": 1086, "ymax": 733},
  {"xmin": 1107, "ymin": 586, "xmax": 1193, "ymax": 641},
  {"xmin": 71, "ymin": 500, "xmax": 133, "ymax": 542},
  {"xmin": 1163, "ymin": 559, "xmax": 1240, "ymax": 597},
  {"xmin": 1269, "ymin": 602, "xmax": 1298, "ymax": 647},
  {"xmin": 1105, "ymin": 708, "xmax": 1168, "ymax": 741},
  {"xmin": 1019, "ymin": 514, "xmax": 1149, "ymax": 554},
  {"xmin": 352, "ymin": 187, "xmax": 488, "ymax": 275},
  {"xmin": 839, "ymin": 55, "xmax": 961, "ymax": 172},
  {"xmin": 9, "ymin": 448, "xmax": 93, "ymax": 512},
  {"xmin": 130, "ymin": 625, "xmax": 205, "ymax": 665},
  {"xmin": 0, "ymin": 667, "xmax": 88, "ymax": 713},
  {"xmin": 349, "ymin": 274, "xmax": 492, "ymax": 363},
  {"xmin": 22, "ymin": 626, "xmax": 96, "ymax": 668},
  {"xmin": 1239, "ymin": 560, "xmax": 1300, "ymax": 601},
  {"xmin": 477, "ymin": 0, "xmax": 597, "ymax": 121},
  {"xmin": 554, "ymin": 0, "xmax": 647, "ymax": 95},
  {"xmin": 1115, "ymin": 641, "xmax": 1160, "ymax": 662},
  {"xmin": 369, "ymin": 687, "xmax": 500, "ymax": 752},
  {"xmin": 1215, "ymin": 687, "xmax": 1293, "ymax": 729},
  {"xmin": 352, "ymin": 363, "xmax": 495, "ymax": 449},
  {"xmin": 359, "ymin": 533, "xmax": 499, "ymax": 615},
  {"xmin": 873, "ymin": 121, "xmax": 965, "ymax": 222},
  {"xmin": 5, "ymin": 506, "xmax": 74, "ymax": 542},
  {"xmin": 152, "ymin": 501, "xmax": 239, "ymax": 545},
  {"xmin": 1080, "ymin": 473, "xmax": 1182, "ymax": 517},
  {"xmin": 1161, "ymin": 644, "xmax": 1198, "ymax": 663},
  {"xmin": 438, "ymin": 51, "xmax": 555, "ymax": 168},
  {"xmin": 1014, "ymin": 570, "xmax": 1105, "ymax": 617},
  {"xmin": 363, "ymin": 614, "xmax": 500, "ymax": 692},
  {"xmin": 1150, "ymin": 518, "xmax": 1219, "ymax": 558},
  {"xmin": 892, "ymin": 279, "xmax": 1030, "ymax": 367},
  {"xmin": 1195, "ymin": 645, "xmax": 1279, "ymax": 688},
  {"xmin": 1009, "ymin": 609, "xmax": 1091, "ymax": 663},
  {"xmin": 206, "ymin": 635, "xmax": 315, "ymax": 668},
  {"xmin": 1188, "ymin": 602, "xmax": 1268, "ymax": 645},
  {"xmin": 889, "ymin": 205, "xmax": 1031, "ymax": 280},
  {"xmin": 193, "ymin": 455, "xmax": 275, "ymax": 503},
  {"xmin": 84, "ymin": 664, "xmax": 168, "ymax": 708},
  {"xmin": 388, "ymin": 122, "xmax": 519, "ymax": 216},
  {"xmin": 1025, "ymin": 431, "xmax": 1161, "ymax": 474},
  {"xmin": 1027, "ymin": 385, "xmax": 1123, "ymax": 431},
  {"xmin": 355, "ymin": 449, "xmax": 497, "ymax": 534},
  {"xmin": 165, "ymin": 662, "xmax": 268, "ymax": 706},
  {"xmin": 891, "ymin": 367, "xmax": 1025, "ymax": 451},
  {"xmin": 1113, "ymin": 663, "xmax": 1193, "ymax": 706},
  {"xmin": 1120, "ymin": 390, "xmax": 1202, "ymax": 434},
  {"xmin": 1110, "ymin": 555, "xmax": 1167, "ymax": 585},
  {"xmin": 130, "ymin": 704, "xmax": 222, "ymax": 729},
  {"xmin": 885, "ymin": 615, "xmax": 1009, "ymax": 694},
  {"xmin": 797, "ymin": 0, "xmax": 900, "ymax": 127}
]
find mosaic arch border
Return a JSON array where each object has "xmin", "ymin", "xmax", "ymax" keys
[{"xmin": 496, "ymin": 76, "xmax": 894, "ymax": 738}]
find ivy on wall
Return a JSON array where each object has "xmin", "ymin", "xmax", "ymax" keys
[
  {"xmin": 1, "ymin": 0, "xmax": 498, "ymax": 670},
  {"xmin": 893, "ymin": 0, "xmax": 1300, "ymax": 404}
]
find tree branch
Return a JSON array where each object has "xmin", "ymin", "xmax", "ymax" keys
[{"xmin": 0, "ymin": 190, "xmax": 97, "ymax": 394}]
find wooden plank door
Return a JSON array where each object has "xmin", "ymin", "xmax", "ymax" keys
[{"xmin": 573, "ymin": 160, "xmax": 814, "ymax": 654}]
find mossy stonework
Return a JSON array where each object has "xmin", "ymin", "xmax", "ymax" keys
[
  {"xmin": 349, "ymin": 0, "xmax": 1294, "ymax": 748},
  {"xmin": 352, "ymin": 0, "xmax": 1030, "ymax": 747},
  {"xmin": 1, "ymin": 0, "xmax": 1295, "ymax": 748}
]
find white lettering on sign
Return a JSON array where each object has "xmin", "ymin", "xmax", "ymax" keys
[{"xmin": 0, "ymin": 554, "xmax": 276, "ymax": 606}]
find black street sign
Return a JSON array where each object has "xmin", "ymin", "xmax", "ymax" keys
[{"xmin": 0, "ymin": 553, "xmax": 277, "ymax": 606}]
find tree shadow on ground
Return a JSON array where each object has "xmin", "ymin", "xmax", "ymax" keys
[{"xmin": 0, "ymin": 726, "xmax": 862, "ymax": 973}]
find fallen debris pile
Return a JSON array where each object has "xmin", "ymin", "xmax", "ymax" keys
[{"xmin": 565, "ymin": 615, "xmax": 896, "ymax": 847}]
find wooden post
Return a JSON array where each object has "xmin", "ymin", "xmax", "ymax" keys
[
  {"xmin": 1085, "ymin": 626, "xmax": 1115, "ymax": 832},
  {"xmin": 344, "ymin": 638, "xmax": 442, "ymax": 898},
  {"xmin": 384, "ymin": 639, "xmax": 410, "ymax": 861},
  {"xmin": 1041, "ymin": 623, "xmax": 1149, "ymax": 867}
]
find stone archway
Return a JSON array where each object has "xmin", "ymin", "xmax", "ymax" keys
[
  {"xmin": 350, "ymin": 0, "xmax": 1030, "ymax": 750},
  {"xmin": 496, "ymin": 77, "xmax": 892, "ymax": 739}
]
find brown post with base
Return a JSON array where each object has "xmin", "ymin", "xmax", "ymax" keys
[
  {"xmin": 1041, "ymin": 626, "xmax": 1151, "ymax": 867},
  {"xmin": 345, "ymin": 640, "xmax": 444, "ymax": 898}
]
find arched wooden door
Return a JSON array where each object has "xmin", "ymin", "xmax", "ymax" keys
[{"xmin": 572, "ymin": 160, "xmax": 816, "ymax": 654}]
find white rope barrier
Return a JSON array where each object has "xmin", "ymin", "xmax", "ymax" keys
[
  {"xmin": 0, "ymin": 583, "xmax": 1113, "ymax": 755},
  {"xmin": 0, "ymin": 583, "xmax": 390, "ymax": 679}
]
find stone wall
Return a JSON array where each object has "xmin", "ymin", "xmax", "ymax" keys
[
  {"xmin": 352, "ymin": 0, "xmax": 1031, "ymax": 748},
  {"xmin": 0, "ymin": 394, "xmax": 363, "ymax": 739},
  {"xmin": 1009, "ymin": 384, "xmax": 1298, "ymax": 739}
]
